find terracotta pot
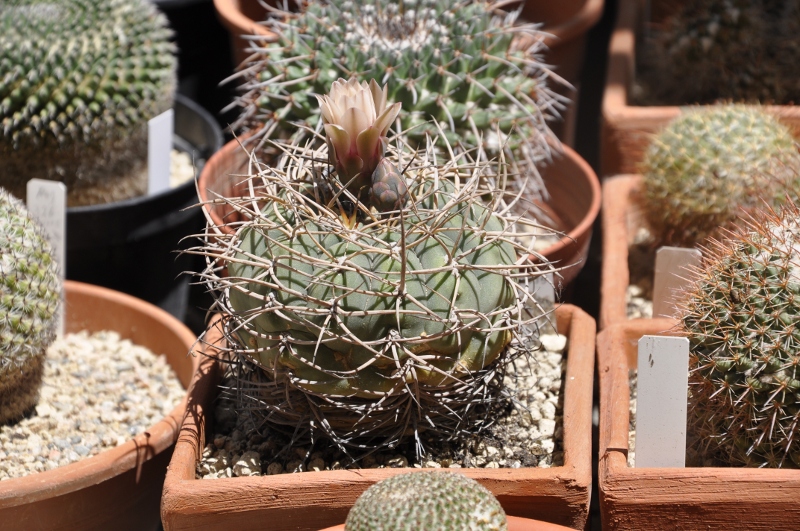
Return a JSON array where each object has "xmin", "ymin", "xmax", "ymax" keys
[
  {"xmin": 318, "ymin": 514, "xmax": 576, "ymax": 531},
  {"xmin": 597, "ymin": 319, "xmax": 800, "ymax": 530},
  {"xmin": 600, "ymin": 0, "xmax": 800, "ymax": 176},
  {"xmin": 0, "ymin": 281, "xmax": 197, "ymax": 531},
  {"xmin": 599, "ymin": 174, "xmax": 642, "ymax": 329},
  {"xmin": 212, "ymin": 0, "xmax": 603, "ymax": 146},
  {"xmin": 198, "ymin": 139, "xmax": 601, "ymax": 287},
  {"xmin": 161, "ymin": 304, "xmax": 595, "ymax": 530}
]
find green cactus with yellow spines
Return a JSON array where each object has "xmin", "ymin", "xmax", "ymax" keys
[
  {"xmin": 0, "ymin": 188, "xmax": 61, "ymax": 425},
  {"xmin": 640, "ymin": 104, "xmax": 800, "ymax": 248}
]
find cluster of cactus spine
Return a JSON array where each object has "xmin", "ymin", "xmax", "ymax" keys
[
  {"xmin": 681, "ymin": 203, "xmax": 800, "ymax": 468},
  {"xmin": 638, "ymin": 0, "xmax": 800, "ymax": 105},
  {"xmin": 0, "ymin": 189, "xmax": 61, "ymax": 425},
  {"xmin": 345, "ymin": 471, "xmax": 507, "ymax": 530},
  {"xmin": 197, "ymin": 79, "xmax": 553, "ymax": 454},
  {"xmin": 0, "ymin": 0, "xmax": 176, "ymax": 206},
  {"xmin": 233, "ymin": 0, "xmax": 564, "ymax": 197},
  {"xmin": 639, "ymin": 104, "xmax": 800, "ymax": 248}
]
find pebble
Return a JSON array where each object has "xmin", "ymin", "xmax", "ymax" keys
[
  {"xmin": 0, "ymin": 331, "xmax": 185, "ymax": 480},
  {"xmin": 197, "ymin": 333, "xmax": 569, "ymax": 478}
]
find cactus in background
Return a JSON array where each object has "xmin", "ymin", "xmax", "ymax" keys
[
  {"xmin": 197, "ymin": 81, "xmax": 553, "ymax": 455},
  {"xmin": 637, "ymin": 0, "xmax": 794, "ymax": 105},
  {"xmin": 345, "ymin": 471, "xmax": 507, "ymax": 530},
  {"xmin": 0, "ymin": 189, "xmax": 61, "ymax": 425},
  {"xmin": 681, "ymin": 203, "xmax": 800, "ymax": 468},
  {"xmin": 232, "ymin": 0, "xmax": 564, "ymax": 196},
  {"xmin": 0, "ymin": 0, "xmax": 176, "ymax": 206},
  {"xmin": 639, "ymin": 105, "xmax": 800, "ymax": 248}
]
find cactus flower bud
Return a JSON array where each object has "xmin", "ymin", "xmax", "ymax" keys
[
  {"xmin": 317, "ymin": 78, "xmax": 401, "ymax": 199},
  {"xmin": 370, "ymin": 158, "xmax": 408, "ymax": 212}
]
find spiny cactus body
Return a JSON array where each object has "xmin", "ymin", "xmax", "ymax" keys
[
  {"xmin": 234, "ymin": 0, "xmax": 562, "ymax": 179},
  {"xmin": 345, "ymin": 471, "xmax": 507, "ymax": 531},
  {"xmin": 0, "ymin": 0, "xmax": 176, "ymax": 206},
  {"xmin": 640, "ymin": 105, "xmax": 800, "ymax": 248},
  {"xmin": 682, "ymin": 203, "xmax": 800, "ymax": 468},
  {"xmin": 198, "ymin": 121, "xmax": 552, "ymax": 454},
  {"xmin": 0, "ymin": 189, "xmax": 61, "ymax": 425}
]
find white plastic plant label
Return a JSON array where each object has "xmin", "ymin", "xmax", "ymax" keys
[
  {"xmin": 148, "ymin": 108, "xmax": 174, "ymax": 195},
  {"xmin": 652, "ymin": 246, "xmax": 702, "ymax": 318},
  {"xmin": 635, "ymin": 335, "xmax": 689, "ymax": 468},
  {"xmin": 26, "ymin": 179, "xmax": 66, "ymax": 336}
]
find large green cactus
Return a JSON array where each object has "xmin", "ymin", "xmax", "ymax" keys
[
  {"xmin": 640, "ymin": 104, "xmax": 800, "ymax": 248},
  {"xmin": 0, "ymin": 189, "xmax": 61, "ymax": 425},
  {"xmin": 0, "ymin": 0, "xmax": 176, "ymax": 206},
  {"xmin": 682, "ymin": 203, "xmax": 800, "ymax": 467},
  {"xmin": 345, "ymin": 471, "xmax": 507, "ymax": 530},
  {"xmin": 198, "ymin": 96, "xmax": 552, "ymax": 451}
]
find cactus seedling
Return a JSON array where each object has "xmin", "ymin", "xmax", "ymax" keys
[
  {"xmin": 345, "ymin": 471, "xmax": 507, "ymax": 530},
  {"xmin": 639, "ymin": 104, "xmax": 800, "ymax": 248},
  {"xmin": 0, "ymin": 189, "xmax": 61, "ymax": 425},
  {"xmin": 0, "ymin": 0, "xmax": 177, "ymax": 206},
  {"xmin": 682, "ymin": 203, "xmax": 800, "ymax": 467}
]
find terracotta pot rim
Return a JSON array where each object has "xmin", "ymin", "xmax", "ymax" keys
[
  {"xmin": 197, "ymin": 139, "xmax": 600, "ymax": 273},
  {"xmin": 0, "ymin": 280, "xmax": 197, "ymax": 508},
  {"xmin": 538, "ymin": 145, "xmax": 601, "ymax": 258},
  {"xmin": 538, "ymin": 0, "xmax": 604, "ymax": 47}
]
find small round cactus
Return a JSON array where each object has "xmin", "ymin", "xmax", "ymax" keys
[
  {"xmin": 682, "ymin": 203, "xmax": 800, "ymax": 467},
  {"xmin": 0, "ymin": 189, "xmax": 61, "ymax": 425},
  {"xmin": 0, "ymin": 0, "xmax": 177, "ymax": 206},
  {"xmin": 345, "ymin": 471, "xmax": 507, "ymax": 531},
  {"xmin": 639, "ymin": 104, "xmax": 800, "ymax": 248}
]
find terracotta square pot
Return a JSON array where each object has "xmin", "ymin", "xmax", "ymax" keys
[
  {"xmin": 161, "ymin": 304, "xmax": 596, "ymax": 530},
  {"xmin": 597, "ymin": 319, "xmax": 800, "ymax": 530},
  {"xmin": 600, "ymin": 0, "xmax": 800, "ymax": 177},
  {"xmin": 599, "ymin": 174, "xmax": 643, "ymax": 329}
]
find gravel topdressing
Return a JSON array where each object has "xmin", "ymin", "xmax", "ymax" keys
[
  {"xmin": 197, "ymin": 333, "xmax": 569, "ymax": 479},
  {"xmin": 0, "ymin": 331, "xmax": 185, "ymax": 481}
]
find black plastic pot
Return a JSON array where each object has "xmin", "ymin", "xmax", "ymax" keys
[{"xmin": 65, "ymin": 94, "xmax": 223, "ymax": 322}]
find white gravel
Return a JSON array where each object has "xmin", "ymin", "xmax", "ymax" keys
[
  {"xmin": 0, "ymin": 331, "xmax": 185, "ymax": 480},
  {"xmin": 197, "ymin": 332, "xmax": 569, "ymax": 478}
]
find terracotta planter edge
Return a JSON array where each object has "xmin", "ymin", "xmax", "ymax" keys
[
  {"xmin": 161, "ymin": 304, "xmax": 595, "ymax": 531},
  {"xmin": 597, "ymin": 319, "xmax": 800, "ymax": 530},
  {"xmin": 319, "ymin": 514, "xmax": 575, "ymax": 531}
]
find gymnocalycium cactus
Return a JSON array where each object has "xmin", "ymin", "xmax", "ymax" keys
[
  {"xmin": 345, "ymin": 471, "xmax": 507, "ymax": 530},
  {"xmin": 639, "ymin": 104, "xmax": 800, "ymax": 248},
  {"xmin": 0, "ymin": 0, "xmax": 177, "ymax": 206},
  {"xmin": 0, "ymin": 189, "xmax": 61, "ymax": 425},
  {"xmin": 682, "ymin": 203, "xmax": 800, "ymax": 468},
  {"xmin": 233, "ymin": 0, "xmax": 564, "ymax": 195},
  {"xmin": 197, "ymin": 80, "xmax": 553, "ymax": 454}
]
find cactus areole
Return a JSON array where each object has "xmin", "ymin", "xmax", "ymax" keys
[{"xmin": 199, "ymin": 80, "xmax": 554, "ymax": 453}]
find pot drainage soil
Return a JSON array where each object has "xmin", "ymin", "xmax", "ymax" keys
[
  {"xmin": 197, "ymin": 333, "xmax": 569, "ymax": 478},
  {"xmin": 0, "ymin": 331, "xmax": 185, "ymax": 480}
]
